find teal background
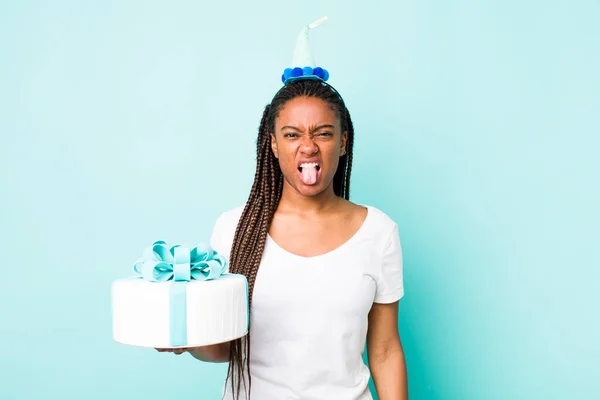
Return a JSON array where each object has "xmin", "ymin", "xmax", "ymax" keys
[{"xmin": 1, "ymin": 1, "xmax": 598, "ymax": 399}]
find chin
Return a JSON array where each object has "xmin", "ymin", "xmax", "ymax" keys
[
  {"xmin": 291, "ymin": 178, "xmax": 333, "ymax": 197},
  {"xmin": 296, "ymin": 185, "xmax": 327, "ymax": 197}
]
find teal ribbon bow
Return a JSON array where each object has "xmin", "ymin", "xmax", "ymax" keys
[
  {"xmin": 133, "ymin": 240, "xmax": 228, "ymax": 347},
  {"xmin": 134, "ymin": 240, "xmax": 227, "ymax": 283}
]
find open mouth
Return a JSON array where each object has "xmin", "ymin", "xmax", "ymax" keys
[
  {"xmin": 297, "ymin": 163, "xmax": 321, "ymax": 173},
  {"xmin": 298, "ymin": 162, "xmax": 321, "ymax": 185}
]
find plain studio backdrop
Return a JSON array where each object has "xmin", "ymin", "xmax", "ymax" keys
[{"xmin": 1, "ymin": 1, "xmax": 598, "ymax": 399}]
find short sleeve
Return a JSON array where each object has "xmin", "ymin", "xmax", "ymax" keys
[
  {"xmin": 209, "ymin": 206, "xmax": 244, "ymax": 271},
  {"xmin": 374, "ymin": 224, "xmax": 404, "ymax": 304}
]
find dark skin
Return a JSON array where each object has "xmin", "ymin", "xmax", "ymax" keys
[
  {"xmin": 268, "ymin": 96, "xmax": 365, "ymax": 257},
  {"xmin": 157, "ymin": 96, "xmax": 408, "ymax": 399}
]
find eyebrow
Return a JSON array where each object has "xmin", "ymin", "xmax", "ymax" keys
[{"xmin": 280, "ymin": 124, "xmax": 336, "ymax": 132}]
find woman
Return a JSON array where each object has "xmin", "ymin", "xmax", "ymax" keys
[{"xmin": 159, "ymin": 78, "xmax": 408, "ymax": 399}]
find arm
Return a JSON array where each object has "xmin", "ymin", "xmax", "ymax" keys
[
  {"xmin": 367, "ymin": 300, "xmax": 408, "ymax": 399},
  {"xmin": 155, "ymin": 341, "xmax": 231, "ymax": 363},
  {"xmin": 188, "ymin": 341, "xmax": 231, "ymax": 363}
]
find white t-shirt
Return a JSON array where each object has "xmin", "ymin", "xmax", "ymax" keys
[{"xmin": 210, "ymin": 204, "xmax": 404, "ymax": 400}]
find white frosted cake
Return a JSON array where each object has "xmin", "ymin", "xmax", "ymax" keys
[{"xmin": 111, "ymin": 241, "xmax": 248, "ymax": 348}]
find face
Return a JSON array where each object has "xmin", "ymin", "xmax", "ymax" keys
[{"xmin": 271, "ymin": 96, "xmax": 347, "ymax": 197}]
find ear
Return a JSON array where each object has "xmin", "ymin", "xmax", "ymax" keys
[
  {"xmin": 340, "ymin": 131, "xmax": 348, "ymax": 156},
  {"xmin": 271, "ymin": 133, "xmax": 279, "ymax": 159}
]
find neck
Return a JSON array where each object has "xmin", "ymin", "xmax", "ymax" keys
[{"xmin": 277, "ymin": 181, "xmax": 341, "ymax": 215}]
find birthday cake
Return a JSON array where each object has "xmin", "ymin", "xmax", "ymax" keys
[{"xmin": 111, "ymin": 241, "xmax": 248, "ymax": 348}]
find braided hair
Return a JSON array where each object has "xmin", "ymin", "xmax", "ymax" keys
[{"xmin": 225, "ymin": 78, "xmax": 355, "ymax": 399}]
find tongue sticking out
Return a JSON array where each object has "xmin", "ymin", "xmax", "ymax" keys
[{"xmin": 300, "ymin": 165, "xmax": 318, "ymax": 185}]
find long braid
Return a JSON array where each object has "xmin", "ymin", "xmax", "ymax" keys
[
  {"xmin": 225, "ymin": 105, "xmax": 272, "ymax": 399},
  {"xmin": 342, "ymin": 107, "xmax": 355, "ymax": 199},
  {"xmin": 225, "ymin": 79, "xmax": 354, "ymax": 399}
]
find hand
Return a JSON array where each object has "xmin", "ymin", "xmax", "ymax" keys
[
  {"xmin": 155, "ymin": 347, "xmax": 192, "ymax": 355},
  {"xmin": 154, "ymin": 342, "xmax": 230, "ymax": 362}
]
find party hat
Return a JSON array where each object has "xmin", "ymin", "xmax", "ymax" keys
[{"xmin": 281, "ymin": 17, "xmax": 330, "ymax": 84}]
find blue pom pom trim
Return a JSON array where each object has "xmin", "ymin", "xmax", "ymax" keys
[{"xmin": 281, "ymin": 66, "xmax": 330, "ymax": 83}]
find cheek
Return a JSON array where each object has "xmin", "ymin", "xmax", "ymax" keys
[
  {"xmin": 275, "ymin": 143, "xmax": 296, "ymax": 167},
  {"xmin": 323, "ymin": 143, "xmax": 342, "ymax": 164}
]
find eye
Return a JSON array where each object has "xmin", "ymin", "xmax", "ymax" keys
[
  {"xmin": 316, "ymin": 131, "xmax": 333, "ymax": 137},
  {"xmin": 283, "ymin": 132, "xmax": 299, "ymax": 138}
]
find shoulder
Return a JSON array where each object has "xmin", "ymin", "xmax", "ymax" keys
[
  {"xmin": 363, "ymin": 204, "xmax": 398, "ymax": 235},
  {"xmin": 361, "ymin": 204, "xmax": 401, "ymax": 254},
  {"xmin": 214, "ymin": 204, "xmax": 245, "ymax": 230},
  {"xmin": 210, "ymin": 204, "xmax": 246, "ymax": 257}
]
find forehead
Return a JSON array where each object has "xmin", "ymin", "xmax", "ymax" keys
[{"xmin": 275, "ymin": 96, "xmax": 340, "ymax": 128}]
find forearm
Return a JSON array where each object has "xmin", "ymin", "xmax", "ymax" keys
[
  {"xmin": 188, "ymin": 341, "xmax": 231, "ymax": 363},
  {"xmin": 369, "ymin": 346, "xmax": 408, "ymax": 400}
]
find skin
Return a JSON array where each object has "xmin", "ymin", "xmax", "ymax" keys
[
  {"xmin": 157, "ymin": 96, "xmax": 408, "ymax": 399},
  {"xmin": 272, "ymin": 96, "xmax": 347, "ymax": 202}
]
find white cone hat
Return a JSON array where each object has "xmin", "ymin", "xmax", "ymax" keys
[
  {"xmin": 282, "ymin": 17, "xmax": 330, "ymax": 83},
  {"xmin": 292, "ymin": 16, "xmax": 328, "ymax": 68}
]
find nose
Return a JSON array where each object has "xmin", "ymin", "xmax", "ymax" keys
[{"xmin": 299, "ymin": 136, "xmax": 318, "ymax": 155}]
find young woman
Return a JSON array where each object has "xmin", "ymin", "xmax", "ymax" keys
[{"xmin": 159, "ymin": 78, "xmax": 408, "ymax": 399}]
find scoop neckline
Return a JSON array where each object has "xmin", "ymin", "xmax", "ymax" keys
[{"xmin": 266, "ymin": 205, "xmax": 372, "ymax": 260}]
